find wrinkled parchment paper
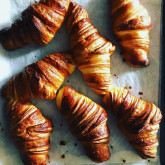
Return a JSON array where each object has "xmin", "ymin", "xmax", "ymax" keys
[{"xmin": 0, "ymin": 0, "xmax": 162, "ymax": 164}]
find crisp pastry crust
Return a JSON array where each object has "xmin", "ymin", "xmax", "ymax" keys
[
  {"xmin": 56, "ymin": 86, "xmax": 110, "ymax": 163},
  {"xmin": 3, "ymin": 52, "xmax": 76, "ymax": 100},
  {"xmin": 0, "ymin": 0, "xmax": 70, "ymax": 50},
  {"xmin": 7, "ymin": 99, "xmax": 53, "ymax": 165},
  {"xmin": 103, "ymin": 87, "xmax": 162, "ymax": 159},
  {"xmin": 67, "ymin": 2, "xmax": 115, "ymax": 97},
  {"xmin": 111, "ymin": 0, "xmax": 151, "ymax": 67}
]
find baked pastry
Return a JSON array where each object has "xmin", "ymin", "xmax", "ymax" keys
[
  {"xmin": 103, "ymin": 87, "xmax": 162, "ymax": 158},
  {"xmin": 7, "ymin": 99, "xmax": 53, "ymax": 165},
  {"xmin": 56, "ymin": 86, "xmax": 110, "ymax": 162},
  {"xmin": 3, "ymin": 52, "xmax": 76, "ymax": 100},
  {"xmin": 0, "ymin": 0, "xmax": 70, "ymax": 50},
  {"xmin": 67, "ymin": 2, "xmax": 115, "ymax": 97},
  {"xmin": 111, "ymin": 0, "xmax": 151, "ymax": 67}
]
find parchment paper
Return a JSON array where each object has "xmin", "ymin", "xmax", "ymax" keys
[{"xmin": 0, "ymin": 0, "xmax": 162, "ymax": 164}]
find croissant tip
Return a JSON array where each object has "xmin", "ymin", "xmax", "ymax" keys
[
  {"xmin": 0, "ymin": 27, "xmax": 9, "ymax": 41},
  {"xmin": 128, "ymin": 59, "xmax": 150, "ymax": 68}
]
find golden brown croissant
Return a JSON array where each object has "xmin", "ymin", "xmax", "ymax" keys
[
  {"xmin": 3, "ymin": 52, "xmax": 76, "ymax": 100},
  {"xmin": 7, "ymin": 99, "xmax": 53, "ymax": 165},
  {"xmin": 103, "ymin": 87, "xmax": 162, "ymax": 159},
  {"xmin": 0, "ymin": 0, "xmax": 70, "ymax": 50},
  {"xmin": 56, "ymin": 86, "xmax": 110, "ymax": 163},
  {"xmin": 111, "ymin": 0, "xmax": 151, "ymax": 67},
  {"xmin": 67, "ymin": 2, "xmax": 116, "ymax": 97}
]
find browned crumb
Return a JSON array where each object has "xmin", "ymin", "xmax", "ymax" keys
[
  {"xmin": 60, "ymin": 141, "xmax": 67, "ymax": 146},
  {"xmin": 124, "ymin": 87, "xmax": 128, "ymax": 89},
  {"xmin": 122, "ymin": 159, "xmax": 126, "ymax": 163},
  {"xmin": 129, "ymin": 86, "xmax": 132, "ymax": 89},
  {"xmin": 110, "ymin": 145, "xmax": 113, "ymax": 149},
  {"xmin": 139, "ymin": 92, "xmax": 143, "ymax": 95},
  {"xmin": 61, "ymin": 154, "xmax": 65, "ymax": 159},
  {"xmin": 114, "ymin": 74, "xmax": 117, "ymax": 77}
]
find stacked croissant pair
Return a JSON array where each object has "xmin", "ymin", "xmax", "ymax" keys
[{"xmin": 0, "ymin": 0, "xmax": 162, "ymax": 164}]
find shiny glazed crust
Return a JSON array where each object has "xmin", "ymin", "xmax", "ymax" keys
[
  {"xmin": 7, "ymin": 99, "xmax": 53, "ymax": 165},
  {"xmin": 103, "ymin": 87, "xmax": 162, "ymax": 159},
  {"xmin": 0, "ymin": 0, "xmax": 70, "ymax": 50},
  {"xmin": 67, "ymin": 2, "xmax": 116, "ymax": 97},
  {"xmin": 3, "ymin": 52, "xmax": 76, "ymax": 100},
  {"xmin": 111, "ymin": 0, "xmax": 151, "ymax": 67},
  {"xmin": 56, "ymin": 86, "xmax": 110, "ymax": 163}
]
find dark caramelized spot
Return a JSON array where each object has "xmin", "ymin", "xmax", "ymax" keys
[{"xmin": 114, "ymin": 74, "xmax": 117, "ymax": 77}]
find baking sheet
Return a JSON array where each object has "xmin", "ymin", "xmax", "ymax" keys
[{"xmin": 0, "ymin": 0, "xmax": 162, "ymax": 164}]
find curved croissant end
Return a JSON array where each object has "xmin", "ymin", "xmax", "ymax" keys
[
  {"xmin": 103, "ymin": 87, "xmax": 162, "ymax": 159},
  {"xmin": 56, "ymin": 86, "xmax": 110, "ymax": 163},
  {"xmin": 0, "ymin": 0, "xmax": 70, "ymax": 50},
  {"xmin": 67, "ymin": 2, "xmax": 116, "ymax": 97},
  {"xmin": 111, "ymin": 0, "xmax": 151, "ymax": 67},
  {"xmin": 7, "ymin": 99, "xmax": 53, "ymax": 165},
  {"xmin": 3, "ymin": 52, "xmax": 76, "ymax": 100}
]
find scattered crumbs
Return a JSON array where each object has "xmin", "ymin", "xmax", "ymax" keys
[
  {"xmin": 74, "ymin": 143, "xmax": 78, "ymax": 146},
  {"xmin": 110, "ymin": 145, "xmax": 113, "ymax": 149},
  {"xmin": 67, "ymin": 80, "xmax": 70, "ymax": 83},
  {"xmin": 140, "ymin": 97, "xmax": 142, "ymax": 99},
  {"xmin": 124, "ymin": 87, "xmax": 128, "ymax": 89},
  {"xmin": 114, "ymin": 74, "xmax": 117, "ymax": 77},
  {"xmin": 122, "ymin": 159, "xmax": 126, "ymax": 163},
  {"xmin": 60, "ymin": 141, "xmax": 67, "ymax": 146},
  {"xmin": 60, "ymin": 123, "xmax": 63, "ymax": 127},
  {"xmin": 139, "ymin": 92, "xmax": 143, "ymax": 95},
  {"xmin": 61, "ymin": 154, "xmax": 65, "ymax": 159},
  {"xmin": 129, "ymin": 86, "xmax": 132, "ymax": 89}
]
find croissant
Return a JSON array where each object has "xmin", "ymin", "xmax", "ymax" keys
[
  {"xmin": 3, "ymin": 52, "xmax": 76, "ymax": 100},
  {"xmin": 0, "ymin": 0, "xmax": 70, "ymax": 50},
  {"xmin": 111, "ymin": 0, "xmax": 151, "ymax": 67},
  {"xmin": 67, "ymin": 2, "xmax": 116, "ymax": 97},
  {"xmin": 56, "ymin": 86, "xmax": 110, "ymax": 162},
  {"xmin": 103, "ymin": 87, "xmax": 162, "ymax": 158},
  {"xmin": 7, "ymin": 99, "xmax": 53, "ymax": 165}
]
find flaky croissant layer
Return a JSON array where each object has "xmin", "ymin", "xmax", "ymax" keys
[
  {"xmin": 7, "ymin": 99, "xmax": 53, "ymax": 165},
  {"xmin": 103, "ymin": 87, "xmax": 162, "ymax": 159},
  {"xmin": 0, "ymin": 0, "xmax": 70, "ymax": 50},
  {"xmin": 56, "ymin": 86, "xmax": 110, "ymax": 163},
  {"xmin": 111, "ymin": 0, "xmax": 151, "ymax": 67},
  {"xmin": 3, "ymin": 52, "xmax": 76, "ymax": 100},
  {"xmin": 67, "ymin": 2, "xmax": 115, "ymax": 96}
]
